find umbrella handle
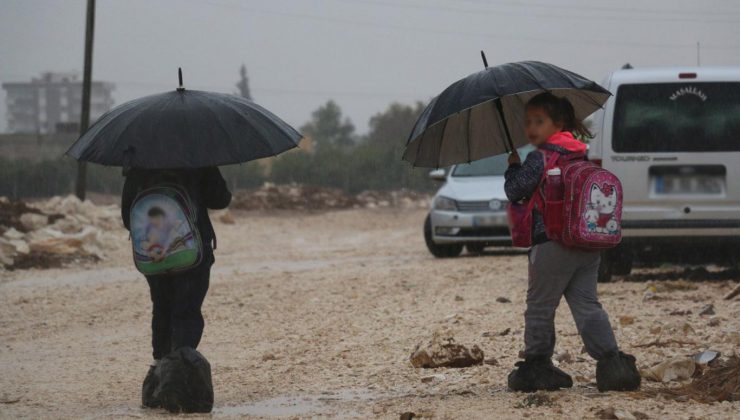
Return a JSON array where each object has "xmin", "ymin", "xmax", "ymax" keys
[
  {"xmin": 177, "ymin": 68, "xmax": 185, "ymax": 91},
  {"xmin": 495, "ymin": 99, "xmax": 515, "ymax": 153},
  {"xmin": 480, "ymin": 51, "xmax": 489, "ymax": 69}
]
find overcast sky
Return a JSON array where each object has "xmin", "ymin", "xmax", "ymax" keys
[{"xmin": 1, "ymin": 0, "xmax": 739, "ymax": 134}]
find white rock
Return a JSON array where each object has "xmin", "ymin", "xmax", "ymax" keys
[
  {"xmin": 20, "ymin": 213, "xmax": 48, "ymax": 231},
  {"xmin": 421, "ymin": 374, "xmax": 446, "ymax": 383},
  {"xmin": 410, "ymin": 330, "xmax": 484, "ymax": 369},
  {"xmin": 693, "ymin": 350, "xmax": 720, "ymax": 365},
  {"xmin": 614, "ymin": 409, "xmax": 637, "ymax": 420},
  {"xmin": 3, "ymin": 228, "xmax": 25, "ymax": 240},
  {"xmin": 9, "ymin": 239, "xmax": 30, "ymax": 255},
  {"xmin": 0, "ymin": 238, "xmax": 18, "ymax": 267},
  {"xmin": 641, "ymin": 357, "xmax": 695, "ymax": 382}
]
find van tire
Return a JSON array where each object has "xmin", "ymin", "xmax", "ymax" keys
[
  {"xmin": 613, "ymin": 256, "xmax": 633, "ymax": 276},
  {"xmin": 424, "ymin": 215, "xmax": 463, "ymax": 258},
  {"xmin": 608, "ymin": 246, "xmax": 633, "ymax": 276},
  {"xmin": 598, "ymin": 247, "xmax": 633, "ymax": 282},
  {"xmin": 597, "ymin": 257, "xmax": 613, "ymax": 283}
]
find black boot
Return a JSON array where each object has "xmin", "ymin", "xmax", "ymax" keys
[
  {"xmin": 157, "ymin": 347, "xmax": 214, "ymax": 413},
  {"xmin": 596, "ymin": 351, "xmax": 641, "ymax": 392},
  {"xmin": 142, "ymin": 364, "xmax": 161, "ymax": 408},
  {"xmin": 508, "ymin": 357, "xmax": 573, "ymax": 392}
]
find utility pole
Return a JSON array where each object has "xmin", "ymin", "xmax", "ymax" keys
[{"xmin": 76, "ymin": 0, "xmax": 95, "ymax": 200}]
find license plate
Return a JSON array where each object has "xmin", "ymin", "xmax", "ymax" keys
[
  {"xmin": 473, "ymin": 215, "xmax": 505, "ymax": 227},
  {"xmin": 653, "ymin": 175, "xmax": 724, "ymax": 195}
]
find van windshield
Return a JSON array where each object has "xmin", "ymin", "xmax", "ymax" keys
[
  {"xmin": 452, "ymin": 145, "xmax": 534, "ymax": 177},
  {"xmin": 612, "ymin": 82, "xmax": 740, "ymax": 153}
]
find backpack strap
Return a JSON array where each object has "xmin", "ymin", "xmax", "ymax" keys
[
  {"xmin": 529, "ymin": 150, "xmax": 561, "ymax": 211},
  {"xmin": 540, "ymin": 149, "xmax": 562, "ymax": 172},
  {"xmin": 517, "ymin": 150, "xmax": 560, "ymax": 219}
]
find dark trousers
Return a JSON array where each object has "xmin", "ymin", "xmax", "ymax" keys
[
  {"xmin": 524, "ymin": 241, "xmax": 618, "ymax": 361},
  {"xmin": 146, "ymin": 251, "xmax": 214, "ymax": 360}
]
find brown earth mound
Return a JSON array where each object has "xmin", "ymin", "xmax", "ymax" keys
[
  {"xmin": 232, "ymin": 184, "xmax": 430, "ymax": 212},
  {"xmin": 232, "ymin": 184, "xmax": 358, "ymax": 211}
]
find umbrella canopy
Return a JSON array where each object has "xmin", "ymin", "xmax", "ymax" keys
[
  {"xmin": 67, "ymin": 72, "xmax": 302, "ymax": 169},
  {"xmin": 403, "ymin": 60, "xmax": 611, "ymax": 168}
]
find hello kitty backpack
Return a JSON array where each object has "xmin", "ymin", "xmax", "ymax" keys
[{"xmin": 540, "ymin": 150, "xmax": 623, "ymax": 249}]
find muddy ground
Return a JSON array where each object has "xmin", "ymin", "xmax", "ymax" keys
[{"xmin": 1, "ymin": 208, "xmax": 738, "ymax": 419}]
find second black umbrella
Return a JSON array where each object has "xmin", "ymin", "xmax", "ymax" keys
[
  {"xmin": 403, "ymin": 59, "xmax": 610, "ymax": 168},
  {"xmin": 67, "ymin": 69, "xmax": 303, "ymax": 169}
]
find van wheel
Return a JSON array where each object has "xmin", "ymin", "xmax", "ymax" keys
[
  {"xmin": 466, "ymin": 243, "xmax": 486, "ymax": 255},
  {"xmin": 613, "ymin": 255, "xmax": 633, "ymax": 276},
  {"xmin": 597, "ymin": 257, "xmax": 613, "ymax": 283},
  {"xmin": 608, "ymin": 246, "xmax": 633, "ymax": 276},
  {"xmin": 598, "ymin": 247, "xmax": 632, "ymax": 282},
  {"xmin": 424, "ymin": 215, "xmax": 463, "ymax": 258}
]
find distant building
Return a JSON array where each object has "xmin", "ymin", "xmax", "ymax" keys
[{"xmin": 2, "ymin": 72, "xmax": 115, "ymax": 134}]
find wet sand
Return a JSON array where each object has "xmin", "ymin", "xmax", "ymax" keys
[{"xmin": 1, "ymin": 209, "xmax": 738, "ymax": 419}]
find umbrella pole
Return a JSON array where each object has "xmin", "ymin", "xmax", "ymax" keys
[{"xmin": 495, "ymin": 99, "xmax": 515, "ymax": 153}]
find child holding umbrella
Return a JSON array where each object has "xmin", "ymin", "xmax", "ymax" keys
[{"xmin": 504, "ymin": 92, "xmax": 641, "ymax": 392}]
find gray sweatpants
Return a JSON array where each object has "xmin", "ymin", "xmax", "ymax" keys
[{"xmin": 524, "ymin": 241, "xmax": 618, "ymax": 361}]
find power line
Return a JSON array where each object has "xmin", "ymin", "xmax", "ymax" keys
[
  {"xmin": 444, "ymin": 0, "xmax": 740, "ymax": 19},
  {"xmin": 112, "ymin": 80, "xmax": 433, "ymax": 99},
  {"xmin": 341, "ymin": 0, "xmax": 740, "ymax": 24},
  {"xmin": 196, "ymin": 0, "xmax": 740, "ymax": 50}
]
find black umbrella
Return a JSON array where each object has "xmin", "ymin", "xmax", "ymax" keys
[
  {"xmin": 403, "ymin": 56, "xmax": 611, "ymax": 168},
  {"xmin": 67, "ymin": 69, "xmax": 302, "ymax": 169}
]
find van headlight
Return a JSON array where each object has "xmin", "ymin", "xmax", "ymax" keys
[{"xmin": 434, "ymin": 196, "xmax": 458, "ymax": 211}]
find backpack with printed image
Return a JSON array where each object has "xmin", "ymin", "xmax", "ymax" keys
[
  {"xmin": 129, "ymin": 183, "xmax": 203, "ymax": 275},
  {"xmin": 508, "ymin": 150, "xmax": 622, "ymax": 249}
]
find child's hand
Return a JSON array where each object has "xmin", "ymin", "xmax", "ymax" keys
[{"xmin": 508, "ymin": 151, "xmax": 521, "ymax": 165}]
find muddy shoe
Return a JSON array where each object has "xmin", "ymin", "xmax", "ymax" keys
[
  {"xmin": 142, "ymin": 365, "xmax": 161, "ymax": 408},
  {"xmin": 157, "ymin": 347, "xmax": 214, "ymax": 413},
  {"xmin": 596, "ymin": 351, "xmax": 641, "ymax": 392},
  {"xmin": 507, "ymin": 357, "xmax": 573, "ymax": 392}
]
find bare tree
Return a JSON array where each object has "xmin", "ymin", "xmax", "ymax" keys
[{"xmin": 236, "ymin": 64, "xmax": 252, "ymax": 100}]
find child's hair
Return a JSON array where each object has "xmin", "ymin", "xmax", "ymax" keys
[
  {"xmin": 525, "ymin": 92, "xmax": 592, "ymax": 138},
  {"xmin": 148, "ymin": 206, "xmax": 165, "ymax": 218}
]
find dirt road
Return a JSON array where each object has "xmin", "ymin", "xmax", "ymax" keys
[{"xmin": 1, "ymin": 209, "xmax": 738, "ymax": 419}]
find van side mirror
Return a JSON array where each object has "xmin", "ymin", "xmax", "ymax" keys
[{"xmin": 429, "ymin": 169, "xmax": 446, "ymax": 181}]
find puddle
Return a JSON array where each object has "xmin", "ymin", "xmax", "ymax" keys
[
  {"xmin": 2, "ymin": 266, "xmax": 137, "ymax": 289},
  {"xmin": 219, "ymin": 255, "xmax": 407, "ymax": 276},
  {"xmin": 2, "ymin": 255, "xmax": 412, "ymax": 290},
  {"xmin": 215, "ymin": 388, "xmax": 379, "ymax": 418},
  {"xmin": 217, "ymin": 395, "xmax": 324, "ymax": 417},
  {"xmin": 95, "ymin": 390, "xmax": 375, "ymax": 419}
]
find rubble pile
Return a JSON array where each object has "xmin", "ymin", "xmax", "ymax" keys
[
  {"xmin": 0, "ymin": 196, "xmax": 122, "ymax": 270},
  {"xmin": 232, "ymin": 184, "xmax": 358, "ymax": 211},
  {"xmin": 640, "ymin": 356, "xmax": 740, "ymax": 403},
  {"xmin": 355, "ymin": 189, "xmax": 430, "ymax": 209},
  {"xmin": 232, "ymin": 183, "xmax": 430, "ymax": 211},
  {"xmin": 0, "ymin": 197, "xmax": 62, "ymax": 232}
]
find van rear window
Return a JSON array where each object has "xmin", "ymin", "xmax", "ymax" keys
[{"xmin": 612, "ymin": 82, "xmax": 740, "ymax": 152}]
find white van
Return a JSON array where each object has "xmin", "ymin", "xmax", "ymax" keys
[{"xmin": 589, "ymin": 66, "xmax": 740, "ymax": 281}]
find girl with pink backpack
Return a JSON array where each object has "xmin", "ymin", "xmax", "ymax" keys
[{"xmin": 504, "ymin": 92, "xmax": 641, "ymax": 393}]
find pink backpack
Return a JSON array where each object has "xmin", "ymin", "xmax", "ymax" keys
[{"xmin": 507, "ymin": 150, "xmax": 622, "ymax": 249}]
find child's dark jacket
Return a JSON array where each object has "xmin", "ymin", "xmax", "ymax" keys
[{"xmin": 121, "ymin": 167, "xmax": 231, "ymax": 249}]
